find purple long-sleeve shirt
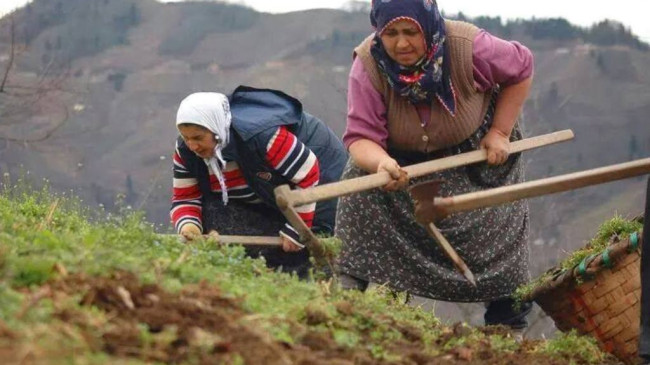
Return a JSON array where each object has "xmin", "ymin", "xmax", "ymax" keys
[{"xmin": 343, "ymin": 30, "xmax": 534, "ymax": 150}]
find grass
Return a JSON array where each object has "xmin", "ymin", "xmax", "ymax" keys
[
  {"xmin": 514, "ymin": 214, "xmax": 643, "ymax": 303},
  {"xmin": 513, "ymin": 271, "xmax": 553, "ymax": 305},
  {"xmin": 537, "ymin": 330, "xmax": 608, "ymax": 364},
  {"xmin": 560, "ymin": 215, "xmax": 642, "ymax": 271},
  {"xmin": 0, "ymin": 179, "xmax": 440, "ymax": 362},
  {"xmin": 0, "ymin": 177, "xmax": 613, "ymax": 364}
]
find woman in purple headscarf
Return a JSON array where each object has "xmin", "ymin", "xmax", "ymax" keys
[{"xmin": 335, "ymin": 0, "xmax": 534, "ymax": 333}]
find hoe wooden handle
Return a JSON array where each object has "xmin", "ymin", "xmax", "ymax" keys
[
  {"xmin": 435, "ymin": 157, "xmax": 650, "ymax": 214},
  {"xmin": 212, "ymin": 235, "xmax": 282, "ymax": 246},
  {"xmin": 427, "ymin": 222, "xmax": 477, "ymax": 286},
  {"xmin": 163, "ymin": 234, "xmax": 282, "ymax": 246},
  {"xmin": 275, "ymin": 129, "xmax": 574, "ymax": 208}
]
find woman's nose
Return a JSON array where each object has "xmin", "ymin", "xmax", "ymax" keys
[{"xmin": 396, "ymin": 36, "xmax": 409, "ymax": 49}]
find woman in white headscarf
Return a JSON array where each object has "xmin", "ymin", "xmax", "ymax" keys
[{"xmin": 171, "ymin": 86, "xmax": 347, "ymax": 277}]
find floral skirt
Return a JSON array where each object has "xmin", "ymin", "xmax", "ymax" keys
[{"xmin": 335, "ymin": 123, "xmax": 529, "ymax": 302}]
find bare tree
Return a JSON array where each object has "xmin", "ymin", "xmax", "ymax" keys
[
  {"xmin": 0, "ymin": 13, "xmax": 72, "ymax": 142},
  {"xmin": 0, "ymin": 14, "xmax": 14, "ymax": 92}
]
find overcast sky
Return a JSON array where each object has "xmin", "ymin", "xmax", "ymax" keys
[{"xmin": 2, "ymin": 0, "xmax": 648, "ymax": 42}]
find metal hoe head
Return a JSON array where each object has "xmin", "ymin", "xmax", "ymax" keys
[
  {"xmin": 408, "ymin": 179, "xmax": 449, "ymax": 224},
  {"xmin": 408, "ymin": 179, "xmax": 477, "ymax": 287}
]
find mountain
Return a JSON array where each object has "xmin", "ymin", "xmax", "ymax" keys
[{"xmin": 1, "ymin": 0, "xmax": 649, "ymax": 284}]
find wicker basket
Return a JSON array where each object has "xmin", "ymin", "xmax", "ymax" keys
[{"xmin": 526, "ymin": 230, "xmax": 644, "ymax": 364}]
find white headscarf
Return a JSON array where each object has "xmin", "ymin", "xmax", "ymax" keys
[{"xmin": 176, "ymin": 92, "xmax": 232, "ymax": 205}]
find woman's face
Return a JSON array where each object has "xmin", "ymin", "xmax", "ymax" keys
[
  {"xmin": 178, "ymin": 124, "xmax": 218, "ymax": 159},
  {"xmin": 379, "ymin": 19, "xmax": 426, "ymax": 66}
]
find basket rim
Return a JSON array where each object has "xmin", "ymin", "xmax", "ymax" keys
[{"xmin": 523, "ymin": 230, "xmax": 643, "ymax": 302}]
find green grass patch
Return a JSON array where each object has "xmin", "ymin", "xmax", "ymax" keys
[
  {"xmin": 0, "ymin": 181, "xmax": 612, "ymax": 364},
  {"xmin": 560, "ymin": 214, "xmax": 642, "ymax": 271},
  {"xmin": 0, "ymin": 182, "xmax": 440, "ymax": 362},
  {"xmin": 515, "ymin": 214, "xmax": 642, "ymax": 303},
  {"xmin": 535, "ymin": 330, "xmax": 608, "ymax": 364},
  {"xmin": 513, "ymin": 271, "xmax": 552, "ymax": 305}
]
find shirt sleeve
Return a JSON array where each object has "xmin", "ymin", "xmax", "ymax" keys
[
  {"xmin": 472, "ymin": 29, "xmax": 534, "ymax": 92},
  {"xmin": 263, "ymin": 126, "xmax": 320, "ymax": 246},
  {"xmin": 342, "ymin": 57, "xmax": 390, "ymax": 150},
  {"xmin": 170, "ymin": 141, "xmax": 203, "ymax": 234}
]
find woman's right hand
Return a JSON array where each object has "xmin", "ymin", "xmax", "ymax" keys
[
  {"xmin": 377, "ymin": 157, "xmax": 409, "ymax": 191},
  {"xmin": 179, "ymin": 223, "xmax": 202, "ymax": 241},
  {"xmin": 280, "ymin": 235, "xmax": 304, "ymax": 252}
]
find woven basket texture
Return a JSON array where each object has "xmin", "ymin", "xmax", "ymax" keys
[{"xmin": 534, "ymin": 233, "xmax": 642, "ymax": 364}]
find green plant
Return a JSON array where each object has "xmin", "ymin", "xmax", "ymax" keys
[
  {"xmin": 0, "ymin": 183, "xmax": 611, "ymax": 364},
  {"xmin": 514, "ymin": 214, "xmax": 642, "ymax": 303},
  {"xmin": 536, "ymin": 330, "xmax": 607, "ymax": 364},
  {"xmin": 561, "ymin": 214, "xmax": 642, "ymax": 271}
]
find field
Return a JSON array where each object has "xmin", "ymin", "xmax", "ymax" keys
[{"xmin": 0, "ymin": 178, "xmax": 617, "ymax": 364}]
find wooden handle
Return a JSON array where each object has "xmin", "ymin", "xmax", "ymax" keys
[
  {"xmin": 427, "ymin": 223, "xmax": 464, "ymax": 265},
  {"xmin": 435, "ymin": 157, "xmax": 650, "ymax": 214},
  {"xmin": 162, "ymin": 234, "xmax": 282, "ymax": 246},
  {"xmin": 427, "ymin": 222, "xmax": 476, "ymax": 286},
  {"xmin": 279, "ymin": 129, "xmax": 574, "ymax": 207},
  {"xmin": 216, "ymin": 235, "xmax": 282, "ymax": 246}
]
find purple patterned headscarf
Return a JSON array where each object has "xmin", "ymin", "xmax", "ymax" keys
[{"xmin": 370, "ymin": 0, "xmax": 456, "ymax": 114}]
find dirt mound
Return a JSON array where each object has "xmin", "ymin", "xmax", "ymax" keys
[
  {"xmin": 52, "ymin": 271, "xmax": 299, "ymax": 364},
  {"xmin": 0, "ymin": 271, "xmax": 618, "ymax": 364}
]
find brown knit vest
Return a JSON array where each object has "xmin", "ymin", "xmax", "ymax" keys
[{"xmin": 354, "ymin": 20, "xmax": 492, "ymax": 153}]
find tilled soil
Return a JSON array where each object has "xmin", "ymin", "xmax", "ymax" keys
[{"xmin": 0, "ymin": 271, "xmax": 622, "ymax": 364}]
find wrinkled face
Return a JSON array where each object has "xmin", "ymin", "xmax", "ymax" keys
[
  {"xmin": 178, "ymin": 124, "xmax": 218, "ymax": 159},
  {"xmin": 379, "ymin": 19, "xmax": 426, "ymax": 66}
]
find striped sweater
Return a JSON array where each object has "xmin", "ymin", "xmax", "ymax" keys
[{"xmin": 171, "ymin": 126, "xmax": 319, "ymax": 243}]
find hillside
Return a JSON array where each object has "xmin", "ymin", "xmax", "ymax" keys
[
  {"xmin": 0, "ymin": 187, "xmax": 617, "ymax": 364},
  {"xmin": 1, "ymin": 0, "xmax": 649, "ymax": 338}
]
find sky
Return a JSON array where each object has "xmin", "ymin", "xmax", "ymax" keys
[{"xmin": 1, "ymin": 0, "xmax": 648, "ymax": 42}]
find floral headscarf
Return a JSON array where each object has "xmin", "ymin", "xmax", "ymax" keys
[
  {"xmin": 176, "ymin": 92, "xmax": 232, "ymax": 205},
  {"xmin": 370, "ymin": 0, "xmax": 456, "ymax": 115}
]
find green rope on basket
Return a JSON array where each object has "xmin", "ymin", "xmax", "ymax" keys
[
  {"xmin": 628, "ymin": 231, "xmax": 639, "ymax": 252},
  {"xmin": 578, "ymin": 254, "xmax": 598, "ymax": 278},
  {"xmin": 601, "ymin": 247, "xmax": 613, "ymax": 268}
]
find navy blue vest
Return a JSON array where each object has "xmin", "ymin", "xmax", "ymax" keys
[{"xmin": 177, "ymin": 86, "xmax": 347, "ymax": 233}]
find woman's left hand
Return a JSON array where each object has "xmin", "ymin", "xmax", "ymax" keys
[
  {"xmin": 281, "ymin": 235, "xmax": 304, "ymax": 252},
  {"xmin": 480, "ymin": 129, "xmax": 511, "ymax": 165}
]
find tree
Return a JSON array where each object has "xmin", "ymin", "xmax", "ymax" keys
[
  {"xmin": 341, "ymin": 1, "xmax": 371, "ymax": 13},
  {"xmin": 585, "ymin": 20, "xmax": 649, "ymax": 51},
  {"xmin": 0, "ymin": 14, "xmax": 71, "ymax": 142},
  {"xmin": 525, "ymin": 18, "xmax": 580, "ymax": 40},
  {"xmin": 0, "ymin": 15, "xmax": 16, "ymax": 93},
  {"xmin": 125, "ymin": 174, "xmax": 138, "ymax": 205},
  {"xmin": 629, "ymin": 135, "xmax": 639, "ymax": 160},
  {"xmin": 107, "ymin": 72, "xmax": 126, "ymax": 92},
  {"xmin": 547, "ymin": 82, "xmax": 558, "ymax": 104}
]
